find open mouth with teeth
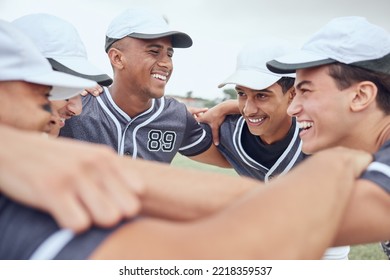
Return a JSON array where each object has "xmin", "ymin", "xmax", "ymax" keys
[
  {"xmin": 298, "ymin": 121, "xmax": 313, "ymax": 130},
  {"xmin": 245, "ymin": 116, "xmax": 267, "ymax": 127},
  {"xmin": 151, "ymin": 73, "xmax": 168, "ymax": 81},
  {"xmin": 247, "ymin": 117, "xmax": 265, "ymax": 123}
]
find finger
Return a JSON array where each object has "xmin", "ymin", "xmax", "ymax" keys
[
  {"xmin": 75, "ymin": 177, "xmax": 122, "ymax": 228},
  {"xmin": 47, "ymin": 192, "xmax": 91, "ymax": 233},
  {"xmin": 92, "ymin": 86, "xmax": 103, "ymax": 96},
  {"xmin": 114, "ymin": 158, "xmax": 145, "ymax": 195},
  {"xmin": 80, "ymin": 90, "xmax": 88, "ymax": 96},
  {"xmin": 98, "ymin": 162, "xmax": 143, "ymax": 218}
]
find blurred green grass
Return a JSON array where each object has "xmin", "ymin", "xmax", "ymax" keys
[{"xmin": 172, "ymin": 154, "xmax": 388, "ymax": 260}]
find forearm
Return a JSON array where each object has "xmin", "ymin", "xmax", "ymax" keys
[
  {"xmin": 123, "ymin": 158, "xmax": 258, "ymax": 220},
  {"xmin": 215, "ymin": 99, "xmax": 240, "ymax": 115},
  {"xmin": 193, "ymin": 148, "xmax": 369, "ymax": 259},
  {"xmin": 333, "ymin": 180, "xmax": 390, "ymax": 246},
  {"xmin": 188, "ymin": 144, "xmax": 232, "ymax": 168}
]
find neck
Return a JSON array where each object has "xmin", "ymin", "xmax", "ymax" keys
[
  {"xmin": 109, "ymin": 82, "xmax": 153, "ymax": 118},
  {"xmin": 351, "ymin": 114, "xmax": 390, "ymax": 153},
  {"xmin": 375, "ymin": 118, "xmax": 390, "ymax": 151},
  {"xmin": 260, "ymin": 117, "xmax": 293, "ymax": 145}
]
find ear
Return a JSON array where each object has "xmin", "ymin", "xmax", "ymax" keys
[
  {"xmin": 287, "ymin": 87, "xmax": 296, "ymax": 104},
  {"xmin": 108, "ymin": 48, "xmax": 124, "ymax": 70},
  {"xmin": 350, "ymin": 81, "xmax": 377, "ymax": 112}
]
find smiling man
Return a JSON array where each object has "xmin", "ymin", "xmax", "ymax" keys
[
  {"xmin": 60, "ymin": 8, "xmax": 228, "ymax": 167},
  {"xmin": 205, "ymin": 41, "xmax": 306, "ymax": 182},
  {"xmin": 267, "ymin": 16, "xmax": 390, "ymax": 257},
  {"xmin": 197, "ymin": 40, "xmax": 349, "ymax": 260},
  {"xmin": 12, "ymin": 13, "xmax": 113, "ymax": 137}
]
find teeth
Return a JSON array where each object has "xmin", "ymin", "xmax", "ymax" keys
[
  {"xmin": 298, "ymin": 121, "xmax": 313, "ymax": 129},
  {"xmin": 247, "ymin": 117, "xmax": 265, "ymax": 123},
  {"xmin": 151, "ymin": 74, "xmax": 167, "ymax": 81}
]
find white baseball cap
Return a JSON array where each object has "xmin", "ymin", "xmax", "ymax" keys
[
  {"xmin": 219, "ymin": 39, "xmax": 296, "ymax": 90},
  {"xmin": 105, "ymin": 8, "xmax": 193, "ymax": 52},
  {"xmin": 12, "ymin": 13, "xmax": 113, "ymax": 86},
  {"xmin": 0, "ymin": 20, "xmax": 96, "ymax": 100},
  {"xmin": 267, "ymin": 16, "xmax": 390, "ymax": 75}
]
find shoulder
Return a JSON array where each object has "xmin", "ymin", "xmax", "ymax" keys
[
  {"xmin": 163, "ymin": 96, "xmax": 185, "ymax": 105},
  {"xmin": 221, "ymin": 114, "xmax": 244, "ymax": 130},
  {"xmin": 361, "ymin": 140, "xmax": 390, "ymax": 193}
]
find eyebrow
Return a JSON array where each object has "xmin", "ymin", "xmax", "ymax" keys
[
  {"xmin": 295, "ymin": 80, "xmax": 313, "ymax": 90},
  {"xmin": 147, "ymin": 44, "xmax": 174, "ymax": 53},
  {"xmin": 235, "ymin": 86, "xmax": 272, "ymax": 93}
]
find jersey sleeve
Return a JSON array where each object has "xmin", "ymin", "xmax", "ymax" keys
[
  {"xmin": 178, "ymin": 108, "xmax": 212, "ymax": 157},
  {"xmin": 361, "ymin": 141, "xmax": 390, "ymax": 193}
]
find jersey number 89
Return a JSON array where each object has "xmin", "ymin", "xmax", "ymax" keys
[{"xmin": 147, "ymin": 130, "xmax": 176, "ymax": 152}]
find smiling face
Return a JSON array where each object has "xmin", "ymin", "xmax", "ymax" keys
[
  {"xmin": 0, "ymin": 81, "xmax": 52, "ymax": 132},
  {"xmin": 287, "ymin": 66, "xmax": 358, "ymax": 154},
  {"xmin": 111, "ymin": 36, "xmax": 174, "ymax": 100},
  {"xmin": 48, "ymin": 94, "xmax": 82, "ymax": 137},
  {"xmin": 236, "ymin": 82, "xmax": 293, "ymax": 144}
]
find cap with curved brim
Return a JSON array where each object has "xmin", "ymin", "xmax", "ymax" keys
[
  {"xmin": 12, "ymin": 14, "xmax": 112, "ymax": 86},
  {"xmin": 105, "ymin": 31, "xmax": 193, "ymax": 52},
  {"xmin": 218, "ymin": 69, "xmax": 285, "ymax": 90},
  {"xmin": 266, "ymin": 50, "xmax": 336, "ymax": 74},
  {"xmin": 48, "ymin": 58, "xmax": 113, "ymax": 87},
  {"xmin": 24, "ymin": 70, "xmax": 97, "ymax": 101},
  {"xmin": 0, "ymin": 19, "xmax": 97, "ymax": 101}
]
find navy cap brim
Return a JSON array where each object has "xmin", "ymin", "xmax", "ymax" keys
[
  {"xmin": 105, "ymin": 31, "xmax": 193, "ymax": 52},
  {"xmin": 48, "ymin": 58, "xmax": 113, "ymax": 87},
  {"xmin": 266, "ymin": 58, "xmax": 336, "ymax": 74}
]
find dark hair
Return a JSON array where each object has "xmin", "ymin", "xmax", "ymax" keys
[
  {"xmin": 328, "ymin": 63, "xmax": 390, "ymax": 114},
  {"xmin": 276, "ymin": 77, "xmax": 295, "ymax": 94}
]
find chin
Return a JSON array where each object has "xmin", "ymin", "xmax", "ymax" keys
[
  {"xmin": 150, "ymin": 90, "xmax": 165, "ymax": 99},
  {"xmin": 247, "ymin": 127, "xmax": 262, "ymax": 136},
  {"xmin": 302, "ymin": 143, "xmax": 325, "ymax": 155}
]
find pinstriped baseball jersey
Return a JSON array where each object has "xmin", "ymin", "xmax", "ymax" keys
[
  {"xmin": 60, "ymin": 88, "xmax": 212, "ymax": 163},
  {"xmin": 362, "ymin": 140, "xmax": 390, "ymax": 193},
  {"xmin": 215, "ymin": 114, "xmax": 307, "ymax": 182},
  {"xmin": 0, "ymin": 195, "xmax": 120, "ymax": 259}
]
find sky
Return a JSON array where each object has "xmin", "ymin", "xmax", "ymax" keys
[{"xmin": 1, "ymin": 0, "xmax": 389, "ymax": 100}]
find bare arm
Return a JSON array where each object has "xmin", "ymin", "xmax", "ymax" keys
[
  {"xmin": 186, "ymin": 106, "xmax": 208, "ymax": 117},
  {"xmin": 196, "ymin": 99, "xmax": 239, "ymax": 145},
  {"xmin": 0, "ymin": 125, "xmax": 144, "ymax": 233},
  {"xmin": 123, "ymin": 158, "xmax": 256, "ymax": 220},
  {"xmin": 187, "ymin": 143, "xmax": 232, "ymax": 168},
  {"xmin": 91, "ymin": 147, "xmax": 372, "ymax": 259},
  {"xmin": 334, "ymin": 179, "xmax": 390, "ymax": 246},
  {"xmin": 184, "ymin": 100, "xmax": 242, "ymax": 168}
]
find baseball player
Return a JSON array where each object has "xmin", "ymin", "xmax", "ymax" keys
[
  {"xmin": 198, "ymin": 40, "xmax": 349, "ymax": 260},
  {"xmin": 201, "ymin": 41, "xmax": 306, "ymax": 182},
  {"xmin": 0, "ymin": 18, "xmax": 376, "ymax": 261},
  {"xmin": 267, "ymin": 16, "xmax": 390, "ymax": 258},
  {"xmin": 59, "ymin": 8, "xmax": 229, "ymax": 167},
  {"xmin": 12, "ymin": 13, "xmax": 113, "ymax": 137}
]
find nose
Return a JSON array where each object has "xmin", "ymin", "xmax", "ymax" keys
[
  {"xmin": 287, "ymin": 95, "xmax": 302, "ymax": 117},
  {"xmin": 157, "ymin": 54, "xmax": 173, "ymax": 70},
  {"xmin": 243, "ymin": 98, "xmax": 258, "ymax": 116},
  {"xmin": 67, "ymin": 95, "xmax": 82, "ymax": 116}
]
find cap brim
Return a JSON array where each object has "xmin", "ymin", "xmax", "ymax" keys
[
  {"xmin": 218, "ymin": 69, "xmax": 294, "ymax": 89},
  {"xmin": 105, "ymin": 31, "xmax": 193, "ymax": 52},
  {"xmin": 266, "ymin": 50, "xmax": 336, "ymax": 74},
  {"xmin": 130, "ymin": 31, "xmax": 193, "ymax": 48},
  {"xmin": 48, "ymin": 58, "xmax": 113, "ymax": 87},
  {"xmin": 25, "ymin": 70, "xmax": 97, "ymax": 100}
]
